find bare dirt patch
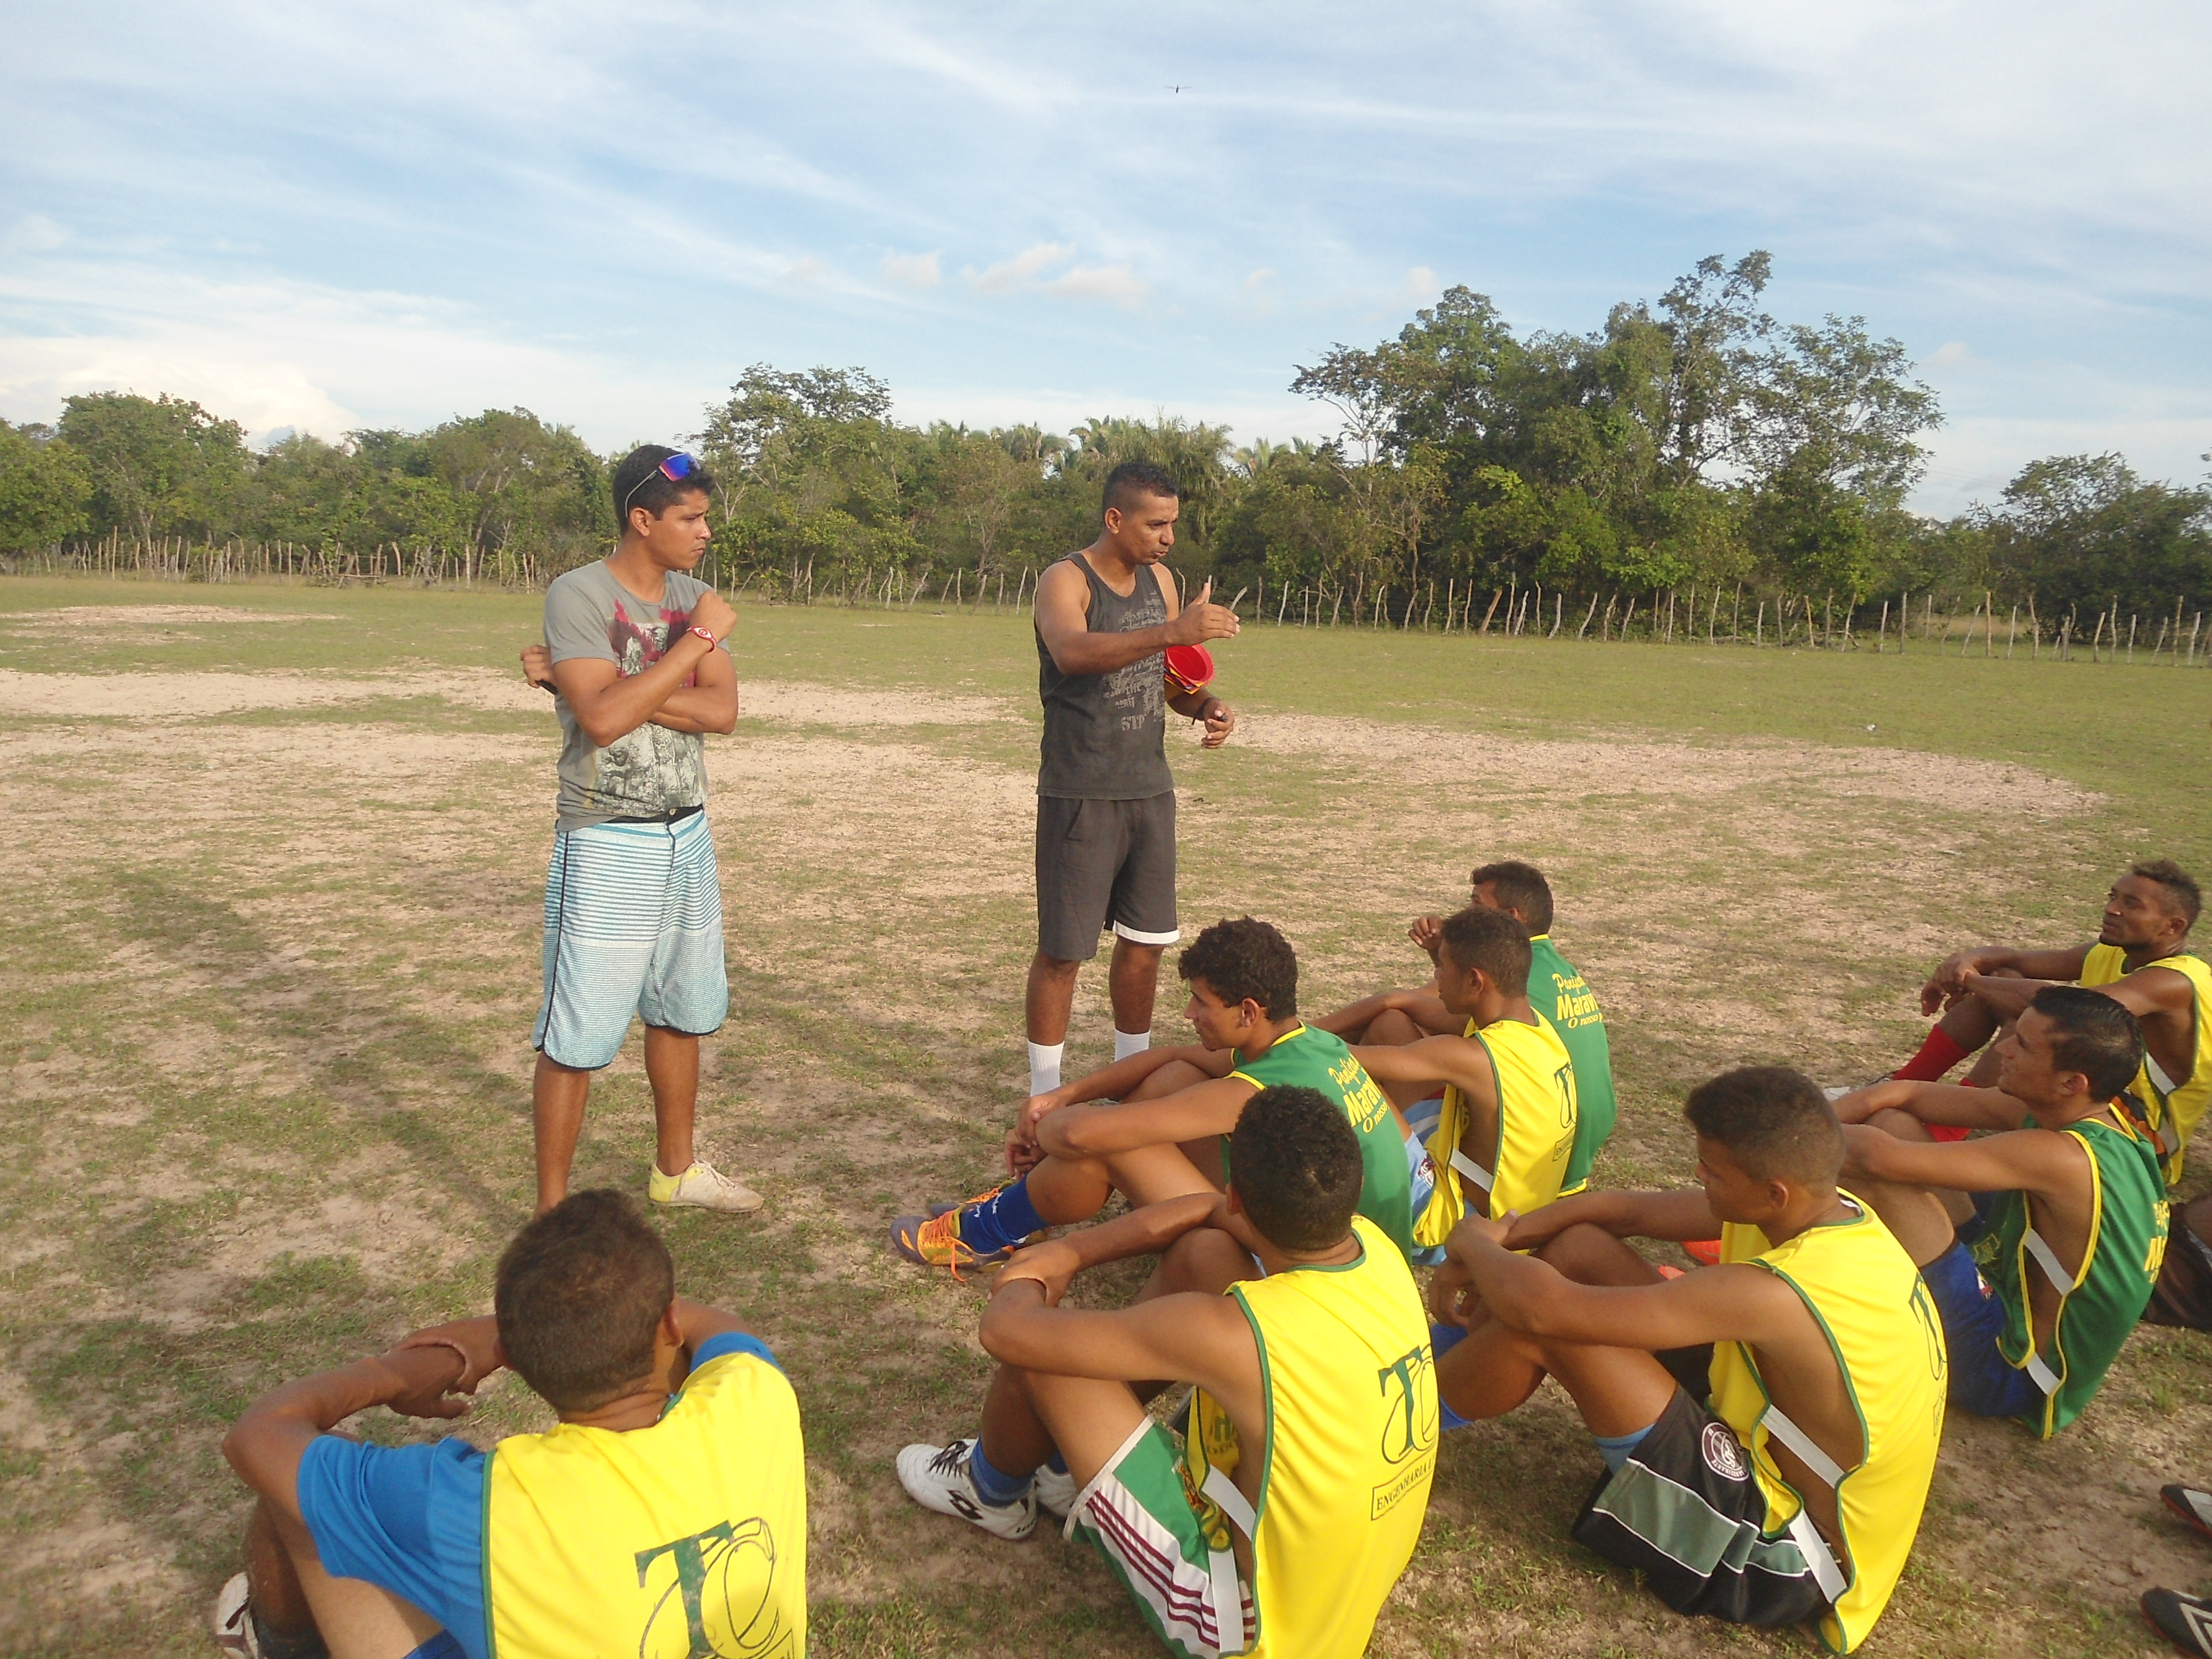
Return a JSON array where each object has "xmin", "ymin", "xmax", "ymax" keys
[
  {"xmin": 1244, "ymin": 709, "xmax": 2104, "ymax": 817},
  {"xmin": 0, "ymin": 603, "xmax": 338, "ymax": 630}
]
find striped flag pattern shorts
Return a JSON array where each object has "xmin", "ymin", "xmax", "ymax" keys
[{"xmin": 531, "ymin": 811, "xmax": 729, "ymax": 1070}]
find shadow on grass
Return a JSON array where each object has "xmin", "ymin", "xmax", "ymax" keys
[{"xmin": 105, "ymin": 865, "xmax": 526, "ymax": 1229}]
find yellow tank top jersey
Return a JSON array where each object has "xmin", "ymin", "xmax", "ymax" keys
[
  {"xmin": 1710, "ymin": 1198, "xmax": 1947, "ymax": 1653},
  {"xmin": 484, "ymin": 1348, "xmax": 807, "ymax": 1659},
  {"xmin": 1413, "ymin": 1010, "xmax": 1577, "ymax": 1247},
  {"xmin": 2083, "ymin": 942, "xmax": 2212, "ymax": 1183},
  {"xmin": 1185, "ymin": 1215, "xmax": 1437, "ymax": 1659}
]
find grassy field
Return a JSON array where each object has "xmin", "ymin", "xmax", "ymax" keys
[{"xmin": 2, "ymin": 573, "xmax": 2208, "ymax": 1658}]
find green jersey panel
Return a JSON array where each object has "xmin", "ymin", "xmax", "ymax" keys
[
  {"xmin": 1229, "ymin": 1024, "xmax": 1416, "ymax": 1261},
  {"xmin": 1529, "ymin": 935, "xmax": 1617, "ymax": 1190},
  {"xmin": 1975, "ymin": 1109, "xmax": 2168, "ymax": 1437}
]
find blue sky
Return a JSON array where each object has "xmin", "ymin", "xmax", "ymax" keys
[{"xmin": 3, "ymin": 1, "xmax": 2208, "ymax": 514}]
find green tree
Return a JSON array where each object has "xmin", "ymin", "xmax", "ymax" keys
[
  {"xmin": 55, "ymin": 392, "xmax": 251, "ymax": 541},
  {"xmin": 419, "ymin": 409, "xmax": 605, "ymax": 559},
  {"xmin": 0, "ymin": 422, "xmax": 92, "ymax": 552},
  {"xmin": 1978, "ymin": 454, "xmax": 2212, "ymax": 617}
]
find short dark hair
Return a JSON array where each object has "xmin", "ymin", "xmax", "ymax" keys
[
  {"xmin": 1230, "ymin": 1086, "xmax": 1361, "ymax": 1251},
  {"xmin": 1683, "ymin": 1067, "xmax": 1844, "ymax": 1186},
  {"xmin": 1437, "ymin": 904, "xmax": 1531, "ymax": 998},
  {"xmin": 1102, "ymin": 459, "xmax": 1180, "ymax": 518},
  {"xmin": 612, "ymin": 444, "xmax": 714, "ymax": 533},
  {"xmin": 494, "ymin": 1189, "xmax": 674, "ymax": 1413},
  {"xmin": 2129, "ymin": 859, "xmax": 2202, "ymax": 926},
  {"xmin": 2032, "ymin": 985, "xmax": 2146, "ymax": 1100},
  {"xmin": 1470, "ymin": 860, "xmax": 1554, "ymax": 934},
  {"xmin": 1180, "ymin": 916, "xmax": 1297, "ymax": 1019}
]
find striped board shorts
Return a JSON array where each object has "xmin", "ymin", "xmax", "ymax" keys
[
  {"xmin": 1064, "ymin": 1419, "xmax": 1256, "ymax": 1659},
  {"xmin": 531, "ymin": 810, "xmax": 728, "ymax": 1070}
]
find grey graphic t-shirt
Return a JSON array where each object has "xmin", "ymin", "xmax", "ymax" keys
[{"xmin": 544, "ymin": 561, "xmax": 725, "ymax": 830}]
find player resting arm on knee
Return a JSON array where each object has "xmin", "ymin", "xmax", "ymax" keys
[{"xmin": 215, "ymin": 1191, "xmax": 802, "ymax": 1659}]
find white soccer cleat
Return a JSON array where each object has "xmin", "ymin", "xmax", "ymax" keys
[
  {"xmin": 1033, "ymin": 1460, "xmax": 1077, "ymax": 1520},
  {"xmin": 649, "ymin": 1161, "xmax": 764, "ymax": 1214},
  {"xmin": 212, "ymin": 1573, "xmax": 263, "ymax": 1657},
  {"xmin": 896, "ymin": 1439, "xmax": 1036, "ymax": 1540}
]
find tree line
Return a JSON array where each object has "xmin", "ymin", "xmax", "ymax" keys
[{"xmin": 3, "ymin": 252, "xmax": 2206, "ymax": 628}]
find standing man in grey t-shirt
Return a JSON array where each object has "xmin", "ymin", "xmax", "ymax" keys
[
  {"xmin": 515, "ymin": 445, "xmax": 761, "ymax": 1217},
  {"xmin": 1022, "ymin": 461, "xmax": 1240, "ymax": 1095}
]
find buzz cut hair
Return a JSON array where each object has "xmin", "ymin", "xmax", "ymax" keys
[
  {"xmin": 1103, "ymin": 459, "xmax": 1181, "ymax": 518},
  {"xmin": 1469, "ymin": 860, "xmax": 1555, "ymax": 935},
  {"xmin": 1683, "ymin": 1066, "xmax": 1844, "ymax": 1187},
  {"xmin": 1437, "ymin": 903, "xmax": 1532, "ymax": 998},
  {"xmin": 2129, "ymin": 859, "xmax": 2202, "ymax": 926},
  {"xmin": 494, "ymin": 1189, "xmax": 674, "ymax": 1413}
]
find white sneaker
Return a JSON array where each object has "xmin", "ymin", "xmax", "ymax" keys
[
  {"xmin": 896, "ymin": 1439, "xmax": 1036, "ymax": 1540},
  {"xmin": 649, "ymin": 1161, "xmax": 763, "ymax": 1214},
  {"xmin": 212, "ymin": 1573, "xmax": 263, "ymax": 1657},
  {"xmin": 1034, "ymin": 1461, "xmax": 1077, "ymax": 1520}
]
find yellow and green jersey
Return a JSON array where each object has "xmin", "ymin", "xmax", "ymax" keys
[
  {"xmin": 2083, "ymin": 943, "xmax": 2212, "ymax": 1185},
  {"xmin": 1186, "ymin": 1215, "xmax": 1437, "ymax": 1657},
  {"xmin": 1710, "ymin": 1198, "xmax": 1947, "ymax": 1653},
  {"xmin": 1529, "ymin": 934, "xmax": 1617, "ymax": 1193},
  {"xmin": 1228, "ymin": 1024, "xmax": 1416, "ymax": 1260},
  {"xmin": 1412, "ymin": 1010, "xmax": 1577, "ymax": 1248},
  {"xmin": 484, "ymin": 1344, "xmax": 807, "ymax": 1658},
  {"xmin": 1972, "ymin": 1105, "xmax": 2169, "ymax": 1437}
]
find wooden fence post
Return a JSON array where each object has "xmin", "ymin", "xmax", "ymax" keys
[
  {"xmin": 1577, "ymin": 592, "xmax": 1599, "ymax": 639},
  {"xmin": 1480, "ymin": 588, "xmax": 1503, "ymax": 635}
]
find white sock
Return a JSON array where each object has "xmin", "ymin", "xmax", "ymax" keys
[
  {"xmin": 1027, "ymin": 1041, "xmax": 1065, "ymax": 1097},
  {"xmin": 1114, "ymin": 1028, "xmax": 1152, "ymax": 1063}
]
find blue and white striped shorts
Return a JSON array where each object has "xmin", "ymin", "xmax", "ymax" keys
[{"xmin": 531, "ymin": 810, "xmax": 729, "ymax": 1070}]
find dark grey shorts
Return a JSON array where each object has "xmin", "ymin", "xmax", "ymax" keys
[{"xmin": 1036, "ymin": 792, "xmax": 1178, "ymax": 962}]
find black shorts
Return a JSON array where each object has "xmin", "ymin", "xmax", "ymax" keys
[
  {"xmin": 1571, "ymin": 1387, "xmax": 1830, "ymax": 1630},
  {"xmin": 1035, "ymin": 792, "xmax": 1177, "ymax": 962}
]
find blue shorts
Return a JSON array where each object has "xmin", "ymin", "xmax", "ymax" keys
[
  {"xmin": 532, "ymin": 811, "xmax": 728, "ymax": 1070},
  {"xmin": 1922, "ymin": 1241, "xmax": 2044, "ymax": 1421},
  {"xmin": 1405, "ymin": 1127, "xmax": 1445, "ymax": 1267}
]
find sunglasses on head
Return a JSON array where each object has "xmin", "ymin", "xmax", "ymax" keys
[{"xmin": 622, "ymin": 451, "xmax": 700, "ymax": 513}]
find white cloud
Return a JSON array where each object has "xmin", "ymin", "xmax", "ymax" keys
[
  {"xmin": 1922, "ymin": 341, "xmax": 1973, "ymax": 369},
  {"xmin": 781, "ymin": 255, "xmax": 831, "ymax": 285},
  {"xmin": 0, "ymin": 261, "xmax": 700, "ymax": 448},
  {"xmin": 1045, "ymin": 265, "xmax": 1150, "ymax": 309},
  {"xmin": 970, "ymin": 242, "xmax": 1076, "ymax": 294},
  {"xmin": 880, "ymin": 251, "xmax": 941, "ymax": 289}
]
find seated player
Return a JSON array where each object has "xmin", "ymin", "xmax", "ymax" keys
[
  {"xmin": 1834, "ymin": 986, "xmax": 2169, "ymax": 1439},
  {"xmin": 1895, "ymin": 860, "xmax": 2207, "ymax": 1177},
  {"xmin": 215, "ymin": 1191, "xmax": 804, "ymax": 1659},
  {"xmin": 1320, "ymin": 858, "xmax": 1618, "ymax": 1195},
  {"xmin": 891, "ymin": 916, "xmax": 1417, "ymax": 1271},
  {"xmin": 1343, "ymin": 906, "xmax": 1578, "ymax": 1249},
  {"xmin": 896, "ymin": 1085, "xmax": 1438, "ymax": 1659},
  {"xmin": 1428, "ymin": 1067, "xmax": 1943, "ymax": 1654}
]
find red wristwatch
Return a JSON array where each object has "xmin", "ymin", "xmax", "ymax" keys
[{"xmin": 688, "ymin": 624, "xmax": 717, "ymax": 647}]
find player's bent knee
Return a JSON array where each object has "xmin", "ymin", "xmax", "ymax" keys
[
  {"xmin": 1867, "ymin": 1106, "xmax": 1934, "ymax": 1143},
  {"xmin": 1158, "ymin": 1228, "xmax": 1253, "ymax": 1295},
  {"xmin": 1536, "ymin": 1222, "xmax": 1636, "ymax": 1280},
  {"xmin": 1126, "ymin": 1058, "xmax": 1208, "ymax": 1100}
]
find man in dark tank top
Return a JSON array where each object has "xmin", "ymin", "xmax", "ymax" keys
[{"xmin": 1024, "ymin": 461, "xmax": 1241, "ymax": 1100}]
